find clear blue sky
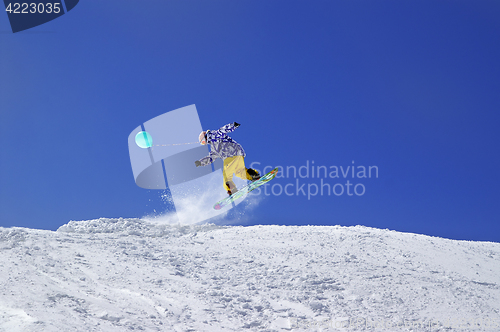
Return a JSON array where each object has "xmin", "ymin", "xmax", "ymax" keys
[{"xmin": 1, "ymin": 1, "xmax": 499, "ymax": 242}]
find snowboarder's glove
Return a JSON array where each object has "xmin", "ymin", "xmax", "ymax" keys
[
  {"xmin": 195, "ymin": 160, "xmax": 201, "ymax": 167},
  {"xmin": 234, "ymin": 122, "xmax": 240, "ymax": 128}
]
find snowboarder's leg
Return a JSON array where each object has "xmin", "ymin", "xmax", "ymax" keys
[
  {"xmin": 223, "ymin": 156, "xmax": 239, "ymax": 195},
  {"xmin": 230, "ymin": 156, "xmax": 248, "ymax": 181},
  {"xmin": 230, "ymin": 156, "xmax": 260, "ymax": 182}
]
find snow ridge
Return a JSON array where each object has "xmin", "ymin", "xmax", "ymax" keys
[{"xmin": 57, "ymin": 217, "xmax": 225, "ymax": 237}]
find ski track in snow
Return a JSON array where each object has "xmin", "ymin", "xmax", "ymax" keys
[{"xmin": 0, "ymin": 218, "xmax": 499, "ymax": 331}]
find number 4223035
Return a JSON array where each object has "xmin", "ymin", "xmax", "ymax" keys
[{"xmin": 6, "ymin": 3, "xmax": 62, "ymax": 14}]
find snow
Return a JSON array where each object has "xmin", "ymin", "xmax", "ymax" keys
[{"xmin": 1, "ymin": 218, "xmax": 499, "ymax": 331}]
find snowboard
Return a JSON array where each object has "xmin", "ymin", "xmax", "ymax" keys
[{"xmin": 214, "ymin": 167, "xmax": 279, "ymax": 210}]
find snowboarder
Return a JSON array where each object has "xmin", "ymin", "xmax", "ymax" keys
[{"xmin": 195, "ymin": 122, "xmax": 260, "ymax": 195}]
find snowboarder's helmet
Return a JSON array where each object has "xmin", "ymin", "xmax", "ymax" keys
[{"xmin": 199, "ymin": 131, "xmax": 207, "ymax": 145}]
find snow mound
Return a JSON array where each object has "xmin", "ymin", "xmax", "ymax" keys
[
  {"xmin": 0, "ymin": 228, "xmax": 27, "ymax": 249},
  {"xmin": 57, "ymin": 217, "xmax": 225, "ymax": 237}
]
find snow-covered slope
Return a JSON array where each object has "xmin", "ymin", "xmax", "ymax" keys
[{"xmin": 1, "ymin": 219, "xmax": 499, "ymax": 331}]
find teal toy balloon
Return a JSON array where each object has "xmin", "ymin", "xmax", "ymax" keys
[{"xmin": 135, "ymin": 131, "xmax": 153, "ymax": 148}]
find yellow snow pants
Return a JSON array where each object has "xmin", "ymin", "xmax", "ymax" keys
[{"xmin": 223, "ymin": 156, "xmax": 253, "ymax": 191}]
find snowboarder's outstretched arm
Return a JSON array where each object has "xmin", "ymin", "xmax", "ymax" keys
[
  {"xmin": 195, "ymin": 150, "xmax": 217, "ymax": 167},
  {"xmin": 217, "ymin": 122, "xmax": 240, "ymax": 135}
]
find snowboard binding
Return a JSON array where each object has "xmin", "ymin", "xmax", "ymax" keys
[
  {"xmin": 247, "ymin": 168, "xmax": 261, "ymax": 182},
  {"xmin": 226, "ymin": 181, "xmax": 238, "ymax": 196}
]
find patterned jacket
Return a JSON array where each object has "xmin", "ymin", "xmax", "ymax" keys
[{"xmin": 198, "ymin": 123, "xmax": 246, "ymax": 166}]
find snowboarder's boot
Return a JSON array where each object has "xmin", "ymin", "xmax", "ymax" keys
[
  {"xmin": 246, "ymin": 168, "xmax": 261, "ymax": 182},
  {"xmin": 226, "ymin": 181, "xmax": 238, "ymax": 196}
]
